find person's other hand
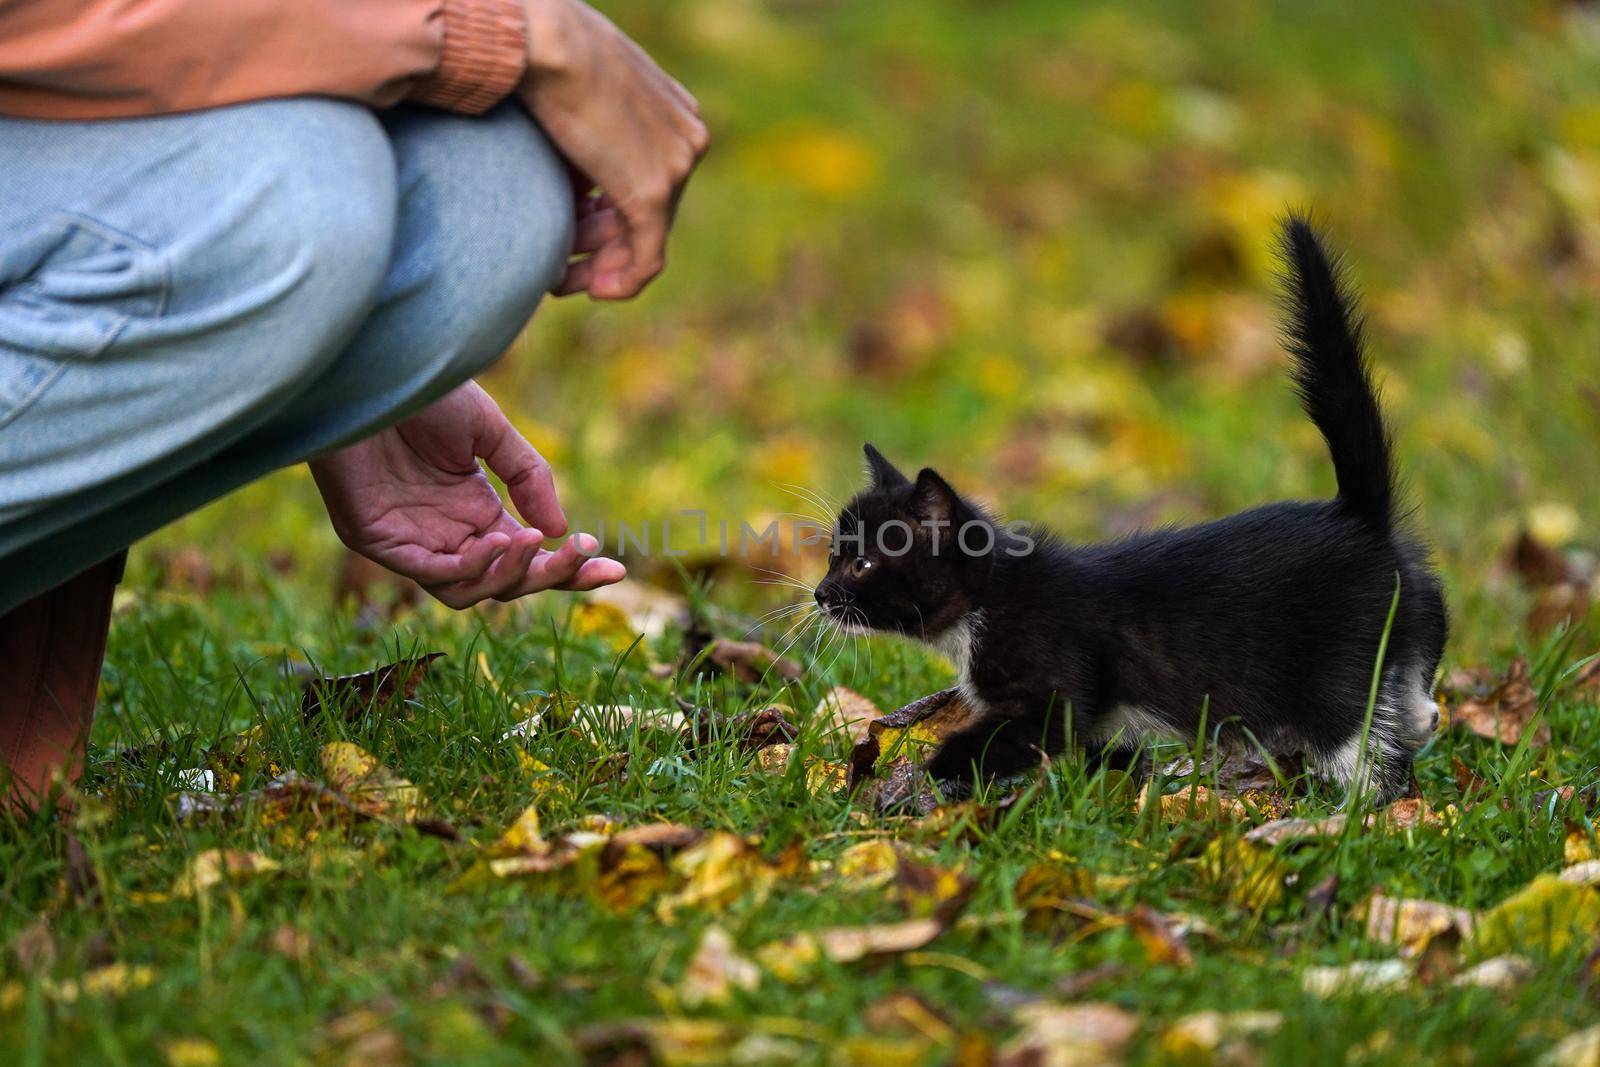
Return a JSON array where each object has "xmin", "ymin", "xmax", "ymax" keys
[
  {"xmin": 519, "ymin": 0, "xmax": 708, "ymax": 300},
  {"xmin": 309, "ymin": 382, "xmax": 624, "ymax": 607}
]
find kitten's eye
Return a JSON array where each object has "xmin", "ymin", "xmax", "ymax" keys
[{"xmin": 846, "ymin": 556, "xmax": 874, "ymax": 579}]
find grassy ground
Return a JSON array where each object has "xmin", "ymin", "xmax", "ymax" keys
[{"xmin": 6, "ymin": 0, "xmax": 1600, "ymax": 1063}]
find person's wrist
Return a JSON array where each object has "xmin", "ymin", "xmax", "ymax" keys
[{"xmin": 519, "ymin": 0, "xmax": 582, "ymax": 87}]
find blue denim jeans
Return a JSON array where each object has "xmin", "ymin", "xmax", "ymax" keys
[{"xmin": 0, "ymin": 99, "xmax": 573, "ymax": 615}]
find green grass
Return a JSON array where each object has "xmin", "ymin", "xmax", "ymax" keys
[
  {"xmin": 2, "ymin": 600, "xmax": 1599, "ymax": 1064},
  {"xmin": 7, "ymin": 0, "xmax": 1600, "ymax": 1062}
]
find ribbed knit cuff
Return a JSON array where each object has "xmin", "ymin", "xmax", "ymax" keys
[{"xmin": 408, "ymin": 0, "xmax": 527, "ymax": 115}]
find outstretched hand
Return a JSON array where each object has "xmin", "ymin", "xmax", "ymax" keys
[{"xmin": 310, "ymin": 382, "xmax": 625, "ymax": 607}]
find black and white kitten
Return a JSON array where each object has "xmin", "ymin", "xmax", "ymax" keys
[{"xmin": 814, "ymin": 217, "xmax": 1447, "ymax": 801}]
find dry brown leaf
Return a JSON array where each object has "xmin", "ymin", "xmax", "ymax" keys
[
  {"xmin": 300, "ymin": 653, "xmax": 444, "ymax": 723},
  {"xmin": 573, "ymin": 1018, "xmax": 741, "ymax": 1066},
  {"xmin": 1453, "ymin": 955, "xmax": 1535, "ymax": 991},
  {"xmin": 1539, "ymin": 1024, "xmax": 1600, "ymax": 1067},
  {"xmin": 1300, "ymin": 960, "xmax": 1411, "ymax": 996},
  {"xmin": 9, "ymin": 915, "xmax": 54, "ymax": 971},
  {"xmin": 702, "ymin": 638, "xmax": 803, "ymax": 683},
  {"xmin": 863, "ymin": 990, "xmax": 958, "ymax": 1045},
  {"xmin": 997, "ymin": 1001, "xmax": 1140, "ymax": 1067},
  {"xmin": 1140, "ymin": 783, "xmax": 1249, "ymax": 823},
  {"xmin": 893, "ymin": 852, "xmax": 977, "ymax": 923},
  {"xmin": 858, "ymin": 755, "xmax": 941, "ymax": 815},
  {"xmin": 849, "ymin": 687, "xmax": 986, "ymax": 779},
  {"xmin": 1506, "ymin": 528, "xmax": 1579, "ymax": 588},
  {"xmin": 1199, "ymin": 839, "xmax": 1287, "ymax": 912},
  {"xmin": 1563, "ymin": 861, "xmax": 1600, "ymax": 886},
  {"xmin": 1160, "ymin": 749, "xmax": 1304, "ymax": 794},
  {"xmin": 1128, "ymin": 904, "xmax": 1194, "ymax": 968},
  {"xmin": 611, "ymin": 823, "xmax": 705, "ymax": 852},
  {"xmin": 679, "ymin": 925, "xmax": 761, "ymax": 1007},
  {"xmin": 679, "ymin": 700, "xmax": 798, "ymax": 753},
  {"xmin": 1243, "ymin": 816, "xmax": 1347, "ymax": 847},
  {"xmin": 269, "ymin": 924, "xmax": 314, "ymax": 961},
  {"xmin": 1444, "ymin": 658, "xmax": 1549, "ymax": 747},
  {"xmin": 1245, "ymin": 798, "xmax": 1449, "ymax": 848}
]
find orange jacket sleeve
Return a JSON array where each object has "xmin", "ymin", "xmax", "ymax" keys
[{"xmin": 0, "ymin": 0, "xmax": 526, "ymax": 120}]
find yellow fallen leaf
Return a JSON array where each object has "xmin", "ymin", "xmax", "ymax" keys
[
  {"xmin": 804, "ymin": 758, "xmax": 849, "ymax": 797},
  {"xmin": 834, "ymin": 1034, "xmax": 939, "ymax": 1067},
  {"xmin": 1160, "ymin": 1010, "xmax": 1282, "ymax": 1066},
  {"xmin": 12, "ymin": 962, "xmax": 162, "ymax": 1006},
  {"xmin": 1566, "ymin": 831, "xmax": 1597, "ymax": 865},
  {"xmin": 496, "ymin": 803, "xmax": 545, "ymax": 855},
  {"xmin": 656, "ymin": 832, "xmax": 778, "ymax": 922},
  {"xmin": 589, "ymin": 842, "xmax": 671, "ymax": 914},
  {"xmin": 753, "ymin": 743, "xmax": 794, "ymax": 775},
  {"xmin": 1361, "ymin": 893, "xmax": 1475, "ymax": 952},
  {"xmin": 320, "ymin": 741, "xmax": 423, "ymax": 823},
  {"xmin": 1475, "ymin": 874, "xmax": 1600, "ymax": 957},
  {"xmin": 1199, "ymin": 838, "xmax": 1287, "ymax": 912},
  {"xmin": 172, "ymin": 849, "xmax": 281, "ymax": 898},
  {"xmin": 757, "ymin": 918, "xmax": 943, "ymax": 983},
  {"xmin": 679, "ymin": 925, "xmax": 761, "ymax": 1007},
  {"xmin": 739, "ymin": 120, "xmax": 880, "ymax": 199},
  {"xmin": 833, "ymin": 840, "xmax": 901, "ymax": 888},
  {"xmin": 163, "ymin": 1037, "xmax": 222, "ymax": 1067},
  {"xmin": 568, "ymin": 600, "xmax": 641, "ymax": 651}
]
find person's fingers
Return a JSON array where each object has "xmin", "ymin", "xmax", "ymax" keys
[
  {"xmin": 431, "ymin": 528, "xmax": 544, "ymax": 606},
  {"xmin": 572, "ymin": 208, "xmax": 625, "ymax": 254},
  {"xmin": 559, "ymin": 233, "xmax": 631, "ymax": 297},
  {"xmin": 554, "ymin": 257, "xmax": 597, "ymax": 296},
  {"xmin": 498, "ymin": 533, "xmax": 599, "ymax": 597},
  {"xmin": 477, "ymin": 414, "xmax": 568, "ymax": 537},
  {"xmin": 558, "ymin": 556, "xmax": 628, "ymax": 591},
  {"xmin": 595, "ymin": 198, "xmax": 669, "ymax": 299},
  {"xmin": 387, "ymin": 531, "xmax": 510, "ymax": 588}
]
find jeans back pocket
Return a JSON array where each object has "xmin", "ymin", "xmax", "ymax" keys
[{"xmin": 0, "ymin": 213, "xmax": 168, "ymax": 429}]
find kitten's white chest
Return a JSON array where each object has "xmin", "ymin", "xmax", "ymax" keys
[{"xmin": 930, "ymin": 613, "xmax": 986, "ymax": 711}]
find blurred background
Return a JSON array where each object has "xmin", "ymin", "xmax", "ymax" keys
[{"xmin": 136, "ymin": 0, "xmax": 1600, "ymax": 659}]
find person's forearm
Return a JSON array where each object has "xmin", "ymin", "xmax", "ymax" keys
[{"xmin": 0, "ymin": 0, "xmax": 525, "ymax": 120}]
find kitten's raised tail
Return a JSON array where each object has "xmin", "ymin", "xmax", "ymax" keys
[{"xmin": 1279, "ymin": 215, "xmax": 1394, "ymax": 531}]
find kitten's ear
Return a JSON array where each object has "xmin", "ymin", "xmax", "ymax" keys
[
  {"xmin": 909, "ymin": 468, "xmax": 961, "ymax": 527},
  {"xmin": 863, "ymin": 443, "xmax": 910, "ymax": 490}
]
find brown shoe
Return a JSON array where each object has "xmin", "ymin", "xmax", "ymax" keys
[{"xmin": 1, "ymin": 552, "xmax": 124, "ymax": 812}]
